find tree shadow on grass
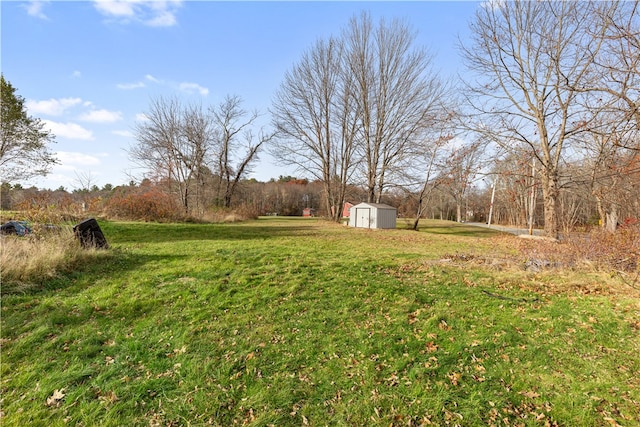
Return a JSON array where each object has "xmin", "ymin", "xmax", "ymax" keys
[
  {"xmin": 417, "ymin": 224, "xmax": 503, "ymax": 238},
  {"xmin": 102, "ymin": 220, "xmax": 323, "ymax": 245},
  {"xmin": 2, "ymin": 251, "xmax": 189, "ymax": 297}
]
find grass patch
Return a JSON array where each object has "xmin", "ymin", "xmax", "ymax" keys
[
  {"xmin": 1, "ymin": 218, "xmax": 638, "ymax": 426},
  {"xmin": 0, "ymin": 225, "xmax": 111, "ymax": 294}
]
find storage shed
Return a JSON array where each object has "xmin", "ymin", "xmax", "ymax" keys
[{"xmin": 349, "ymin": 203, "xmax": 397, "ymax": 229}]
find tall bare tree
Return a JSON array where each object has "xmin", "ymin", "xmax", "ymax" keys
[
  {"xmin": 588, "ymin": 1, "xmax": 640, "ymax": 134},
  {"xmin": 271, "ymin": 37, "xmax": 359, "ymax": 221},
  {"xmin": 272, "ymin": 13, "xmax": 446, "ymax": 219},
  {"xmin": 131, "ymin": 97, "xmax": 214, "ymax": 214},
  {"xmin": 461, "ymin": 1, "xmax": 619, "ymax": 238},
  {"xmin": 345, "ymin": 12, "xmax": 445, "ymax": 203}
]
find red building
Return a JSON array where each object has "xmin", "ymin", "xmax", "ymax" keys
[{"xmin": 302, "ymin": 208, "xmax": 317, "ymax": 217}]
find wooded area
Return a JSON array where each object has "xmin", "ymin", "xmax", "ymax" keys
[{"xmin": 2, "ymin": 2, "xmax": 638, "ymax": 234}]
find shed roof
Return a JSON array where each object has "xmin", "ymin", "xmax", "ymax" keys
[{"xmin": 351, "ymin": 202, "xmax": 396, "ymax": 210}]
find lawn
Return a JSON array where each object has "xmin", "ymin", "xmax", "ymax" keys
[{"xmin": 1, "ymin": 218, "xmax": 638, "ymax": 426}]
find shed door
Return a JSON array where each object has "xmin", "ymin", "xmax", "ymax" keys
[{"xmin": 356, "ymin": 208, "xmax": 371, "ymax": 228}]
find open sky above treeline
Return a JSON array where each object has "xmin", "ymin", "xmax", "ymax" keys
[{"xmin": 2, "ymin": 0, "xmax": 480, "ymax": 190}]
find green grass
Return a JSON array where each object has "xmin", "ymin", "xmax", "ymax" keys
[{"xmin": 1, "ymin": 218, "xmax": 638, "ymax": 426}]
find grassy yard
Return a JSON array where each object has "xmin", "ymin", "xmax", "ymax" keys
[{"xmin": 1, "ymin": 218, "xmax": 638, "ymax": 426}]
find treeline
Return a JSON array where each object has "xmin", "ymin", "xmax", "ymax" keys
[
  {"xmin": 2, "ymin": 3, "xmax": 639, "ymax": 234},
  {"xmin": 3, "ymin": 162, "xmax": 638, "ymax": 231}
]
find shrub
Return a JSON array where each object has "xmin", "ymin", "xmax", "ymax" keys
[
  {"xmin": 571, "ymin": 224, "xmax": 640, "ymax": 272},
  {"xmin": 104, "ymin": 186, "xmax": 181, "ymax": 222},
  {"xmin": 13, "ymin": 192, "xmax": 82, "ymax": 223}
]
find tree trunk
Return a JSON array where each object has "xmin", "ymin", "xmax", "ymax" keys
[
  {"xmin": 605, "ymin": 204, "xmax": 618, "ymax": 233},
  {"xmin": 541, "ymin": 168, "xmax": 560, "ymax": 239}
]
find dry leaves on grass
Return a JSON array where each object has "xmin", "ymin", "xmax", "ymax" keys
[{"xmin": 46, "ymin": 389, "xmax": 65, "ymax": 407}]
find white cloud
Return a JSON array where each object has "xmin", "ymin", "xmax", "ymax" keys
[
  {"xmin": 139, "ymin": 74, "xmax": 209, "ymax": 95},
  {"xmin": 147, "ymin": 9, "xmax": 176, "ymax": 27},
  {"xmin": 117, "ymin": 81, "xmax": 145, "ymax": 89},
  {"xmin": 179, "ymin": 82, "xmax": 209, "ymax": 96},
  {"xmin": 135, "ymin": 113, "xmax": 149, "ymax": 122},
  {"xmin": 92, "ymin": 0, "xmax": 182, "ymax": 27},
  {"xmin": 93, "ymin": 0, "xmax": 136, "ymax": 18},
  {"xmin": 25, "ymin": 1, "xmax": 50, "ymax": 20},
  {"xmin": 71, "ymin": 70, "xmax": 82, "ymax": 78},
  {"xmin": 145, "ymin": 74, "xmax": 162, "ymax": 83},
  {"xmin": 43, "ymin": 120, "xmax": 94, "ymax": 140},
  {"xmin": 26, "ymin": 97, "xmax": 83, "ymax": 116},
  {"xmin": 79, "ymin": 109, "xmax": 123, "ymax": 123},
  {"xmin": 113, "ymin": 130, "xmax": 134, "ymax": 138},
  {"xmin": 480, "ymin": 0, "xmax": 505, "ymax": 10},
  {"xmin": 56, "ymin": 151, "xmax": 102, "ymax": 166}
]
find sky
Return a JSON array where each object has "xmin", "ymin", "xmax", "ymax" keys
[{"xmin": 1, "ymin": 0, "xmax": 480, "ymax": 190}]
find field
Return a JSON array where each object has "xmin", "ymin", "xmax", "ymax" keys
[{"xmin": 1, "ymin": 218, "xmax": 639, "ymax": 426}]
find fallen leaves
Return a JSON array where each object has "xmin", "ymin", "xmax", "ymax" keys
[
  {"xmin": 447, "ymin": 372, "xmax": 462, "ymax": 386},
  {"xmin": 438, "ymin": 320, "xmax": 451, "ymax": 331},
  {"xmin": 425, "ymin": 341, "xmax": 439, "ymax": 353},
  {"xmin": 520, "ymin": 390, "xmax": 541, "ymax": 399},
  {"xmin": 46, "ymin": 389, "xmax": 65, "ymax": 407}
]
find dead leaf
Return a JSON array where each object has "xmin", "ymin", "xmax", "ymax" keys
[
  {"xmin": 425, "ymin": 342, "xmax": 439, "ymax": 353},
  {"xmin": 46, "ymin": 389, "xmax": 66, "ymax": 407},
  {"xmin": 98, "ymin": 390, "xmax": 118, "ymax": 405},
  {"xmin": 438, "ymin": 320, "xmax": 451, "ymax": 331},
  {"xmin": 447, "ymin": 372, "xmax": 462, "ymax": 386},
  {"xmin": 520, "ymin": 391, "xmax": 540, "ymax": 399}
]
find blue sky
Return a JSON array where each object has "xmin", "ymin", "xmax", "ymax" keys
[{"xmin": 2, "ymin": 0, "xmax": 480, "ymax": 190}]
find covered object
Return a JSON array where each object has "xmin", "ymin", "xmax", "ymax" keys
[{"xmin": 348, "ymin": 203, "xmax": 397, "ymax": 229}]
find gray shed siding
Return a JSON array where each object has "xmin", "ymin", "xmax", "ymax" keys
[{"xmin": 349, "ymin": 203, "xmax": 397, "ymax": 229}]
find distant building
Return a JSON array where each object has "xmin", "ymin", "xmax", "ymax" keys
[
  {"xmin": 342, "ymin": 202, "xmax": 354, "ymax": 218},
  {"xmin": 348, "ymin": 203, "xmax": 397, "ymax": 229},
  {"xmin": 302, "ymin": 207, "xmax": 317, "ymax": 217},
  {"xmin": 331, "ymin": 202, "xmax": 355, "ymax": 218}
]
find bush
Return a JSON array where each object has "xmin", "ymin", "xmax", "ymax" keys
[
  {"xmin": 570, "ymin": 224, "xmax": 640, "ymax": 272},
  {"xmin": 13, "ymin": 193, "xmax": 82, "ymax": 223},
  {"xmin": 104, "ymin": 186, "xmax": 181, "ymax": 222}
]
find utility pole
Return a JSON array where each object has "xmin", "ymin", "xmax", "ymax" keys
[{"xmin": 487, "ymin": 178, "xmax": 497, "ymax": 226}]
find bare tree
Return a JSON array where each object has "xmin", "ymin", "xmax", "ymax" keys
[
  {"xmin": 211, "ymin": 95, "xmax": 273, "ymax": 208},
  {"xmin": 406, "ymin": 132, "xmax": 450, "ymax": 230},
  {"xmin": 271, "ymin": 37, "xmax": 358, "ymax": 221},
  {"xmin": 345, "ymin": 12, "xmax": 445, "ymax": 203},
  {"xmin": 583, "ymin": 125, "xmax": 639, "ymax": 232},
  {"xmin": 73, "ymin": 171, "xmax": 97, "ymax": 192},
  {"xmin": 440, "ymin": 140, "xmax": 484, "ymax": 223},
  {"xmin": 588, "ymin": 1, "xmax": 640, "ymax": 134},
  {"xmin": 131, "ymin": 97, "xmax": 214, "ymax": 215},
  {"xmin": 272, "ymin": 13, "xmax": 446, "ymax": 219},
  {"xmin": 579, "ymin": 2, "xmax": 640, "ymax": 231},
  {"xmin": 460, "ymin": 1, "xmax": 618, "ymax": 238}
]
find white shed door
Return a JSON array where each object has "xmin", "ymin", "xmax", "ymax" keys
[{"xmin": 356, "ymin": 208, "xmax": 371, "ymax": 228}]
